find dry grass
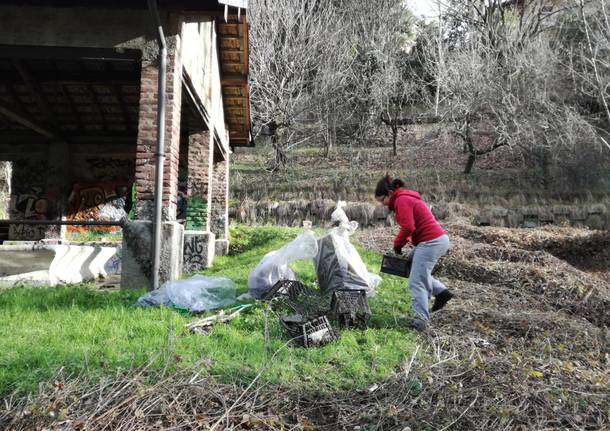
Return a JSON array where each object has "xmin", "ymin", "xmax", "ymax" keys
[{"xmin": 2, "ymin": 222, "xmax": 609, "ymax": 430}]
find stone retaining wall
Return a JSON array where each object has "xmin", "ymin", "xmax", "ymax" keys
[{"xmin": 231, "ymin": 199, "xmax": 610, "ymax": 231}]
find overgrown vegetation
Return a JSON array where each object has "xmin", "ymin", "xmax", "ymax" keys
[
  {"xmin": 3, "ymin": 223, "xmax": 609, "ymax": 430},
  {"xmin": 249, "ymin": 0, "xmax": 610, "ymax": 191},
  {"xmin": 231, "ymin": 144, "xmax": 610, "ymax": 203},
  {"xmin": 0, "ymin": 225, "xmax": 417, "ymax": 396}
]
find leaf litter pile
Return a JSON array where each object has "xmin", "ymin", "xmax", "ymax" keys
[{"xmin": 2, "ymin": 222, "xmax": 609, "ymax": 430}]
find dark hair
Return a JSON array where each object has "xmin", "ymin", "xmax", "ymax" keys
[{"xmin": 374, "ymin": 175, "xmax": 405, "ymax": 198}]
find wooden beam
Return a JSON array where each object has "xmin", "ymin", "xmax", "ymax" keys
[
  {"xmin": 0, "ymin": 69, "xmax": 139, "ymax": 85},
  {"xmin": 181, "ymin": 71, "xmax": 210, "ymax": 130},
  {"xmin": 78, "ymin": 60, "xmax": 107, "ymax": 132},
  {"xmin": 114, "ymin": 85, "xmax": 132, "ymax": 129},
  {"xmin": 5, "ymin": 83, "xmax": 30, "ymax": 117},
  {"xmin": 59, "ymin": 84, "xmax": 84, "ymax": 131},
  {"xmin": 0, "ymin": 102, "xmax": 59, "ymax": 139},
  {"xmin": 86, "ymin": 84, "xmax": 107, "ymax": 131},
  {"xmin": 0, "ymin": 45, "xmax": 141, "ymax": 62},
  {"xmin": 104, "ymin": 62, "xmax": 134, "ymax": 130},
  {"xmin": 13, "ymin": 58, "xmax": 58, "ymax": 127},
  {"xmin": 221, "ymin": 78, "xmax": 248, "ymax": 86},
  {"xmin": 0, "ymin": 130, "xmax": 135, "ymax": 142}
]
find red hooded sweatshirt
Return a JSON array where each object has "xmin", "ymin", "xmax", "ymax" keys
[{"xmin": 388, "ymin": 188, "xmax": 445, "ymax": 248}]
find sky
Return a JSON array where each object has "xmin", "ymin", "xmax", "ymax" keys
[{"xmin": 407, "ymin": 0, "xmax": 441, "ymax": 21}]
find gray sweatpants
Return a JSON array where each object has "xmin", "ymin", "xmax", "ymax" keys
[{"xmin": 406, "ymin": 234, "xmax": 450, "ymax": 321}]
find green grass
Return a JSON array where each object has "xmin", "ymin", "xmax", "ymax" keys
[
  {"xmin": 0, "ymin": 226, "xmax": 416, "ymax": 396},
  {"xmin": 64, "ymin": 230, "xmax": 123, "ymax": 242}
]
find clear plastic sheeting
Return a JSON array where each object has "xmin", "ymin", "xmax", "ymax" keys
[
  {"xmin": 247, "ymin": 230, "xmax": 319, "ymax": 299},
  {"xmin": 137, "ymin": 275, "xmax": 236, "ymax": 313},
  {"xmin": 315, "ymin": 202, "xmax": 381, "ymax": 296}
]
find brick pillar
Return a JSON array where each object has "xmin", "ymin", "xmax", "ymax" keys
[
  {"xmin": 185, "ymin": 131, "xmax": 213, "ymax": 230},
  {"xmin": 210, "ymin": 151, "xmax": 229, "ymax": 255},
  {"xmin": 181, "ymin": 131, "xmax": 216, "ymax": 272},
  {"xmin": 134, "ymin": 35, "xmax": 183, "ymax": 221}
]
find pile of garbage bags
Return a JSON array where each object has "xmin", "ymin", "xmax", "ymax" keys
[
  {"xmin": 247, "ymin": 229, "xmax": 319, "ymax": 299},
  {"xmin": 248, "ymin": 201, "xmax": 381, "ymax": 299},
  {"xmin": 137, "ymin": 275, "xmax": 236, "ymax": 313},
  {"xmin": 137, "ymin": 201, "xmax": 379, "ymax": 315}
]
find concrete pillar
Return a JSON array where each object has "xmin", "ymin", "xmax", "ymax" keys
[
  {"xmin": 120, "ymin": 220, "xmax": 184, "ymax": 289},
  {"xmin": 210, "ymin": 150, "xmax": 229, "ymax": 255},
  {"xmin": 134, "ymin": 34, "xmax": 183, "ymax": 221},
  {"xmin": 45, "ymin": 141, "xmax": 70, "ymax": 241},
  {"xmin": 183, "ymin": 230, "xmax": 215, "ymax": 273}
]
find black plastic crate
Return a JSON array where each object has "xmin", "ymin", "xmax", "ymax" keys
[
  {"xmin": 380, "ymin": 254, "xmax": 411, "ymax": 278},
  {"xmin": 282, "ymin": 315, "xmax": 338, "ymax": 348},
  {"xmin": 263, "ymin": 280, "xmax": 314, "ymax": 300},
  {"xmin": 330, "ymin": 289, "xmax": 371, "ymax": 329}
]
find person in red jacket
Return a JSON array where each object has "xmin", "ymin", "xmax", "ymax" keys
[{"xmin": 375, "ymin": 175, "xmax": 454, "ymax": 331}]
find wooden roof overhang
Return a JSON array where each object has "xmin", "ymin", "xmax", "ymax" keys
[
  {"xmin": 217, "ymin": 15, "xmax": 253, "ymax": 148},
  {"xmin": 0, "ymin": 45, "xmax": 205, "ymax": 144},
  {"xmin": 0, "ymin": 46, "xmax": 143, "ymax": 143}
]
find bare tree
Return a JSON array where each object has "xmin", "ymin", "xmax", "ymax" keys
[
  {"xmin": 572, "ymin": 0, "xmax": 610, "ymax": 150},
  {"xmin": 249, "ymin": 0, "xmax": 345, "ymax": 170},
  {"xmin": 249, "ymin": 0, "xmax": 417, "ymax": 166},
  {"xmin": 418, "ymin": 0, "xmax": 605, "ymax": 174}
]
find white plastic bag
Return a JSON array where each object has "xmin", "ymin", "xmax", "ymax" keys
[
  {"xmin": 316, "ymin": 202, "xmax": 381, "ymax": 296},
  {"xmin": 248, "ymin": 230, "xmax": 319, "ymax": 299},
  {"xmin": 137, "ymin": 275, "xmax": 236, "ymax": 313}
]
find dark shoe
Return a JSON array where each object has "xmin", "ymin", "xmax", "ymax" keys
[
  {"xmin": 431, "ymin": 290, "xmax": 454, "ymax": 313},
  {"xmin": 409, "ymin": 318, "xmax": 428, "ymax": 332}
]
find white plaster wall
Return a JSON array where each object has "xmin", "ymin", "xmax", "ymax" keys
[{"xmin": 182, "ymin": 19, "xmax": 229, "ymax": 151}]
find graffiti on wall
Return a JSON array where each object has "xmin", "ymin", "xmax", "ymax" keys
[
  {"xmin": 183, "ymin": 234, "xmax": 206, "ymax": 273},
  {"xmin": 9, "ymin": 186, "xmax": 61, "ymax": 241},
  {"xmin": 11, "ymin": 186, "xmax": 60, "ymax": 221},
  {"xmin": 104, "ymin": 248, "xmax": 122, "ymax": 274},
  {"xmin": 8, "ymin": 158, "xmax": 63, "ymax": 240},
  {"xmin": 82, "ymin": 158, "xmax": 135, "ymax": 182},
  {"xmin": 67, "ymin": 180, "xmax": 131, "ymax": 235},
  {"xmin": 11, "ymin": 158, "xmax": 46, "ymax": 194},
  {"xmin": 185, "ymin": 198, "xmax": 208, "ymax": 230},
  {"xmin": 9, "ymin": 224, "xmax": 48, "ymax": 241}
]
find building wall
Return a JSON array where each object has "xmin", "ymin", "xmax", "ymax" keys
[
  {"xmin": 0, "ymin": 142, "xmax": 135, "ymax": 241},
  {"xmin": 7, "ymin": 146, "xmax": 54, "ymax": 240},
  {"xmin": 0, "ymin": 6, "xmax": 235, "ymax": 245},
  {"xmin": 182, "ymin": 19, "xmax": 229, "ymax": 152},
  {"xmin": 210, "ymin": 154, "xmax": 229, "ymax": 240}
]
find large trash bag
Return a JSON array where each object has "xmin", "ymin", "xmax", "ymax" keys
[
  {"xmin": 137, "ymin": 275, "xmax": 236, "ymax": 313},
  {"xmin": 247, "ymin": 230, "xmax": 319, "ymax": 299},
  {"xmin": 315, "ymin": 202, "xmax": 381, "ymax": 297}
]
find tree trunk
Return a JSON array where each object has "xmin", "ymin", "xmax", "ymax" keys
[
  {"xmin": 462, "ymin": 123, "xmax": 476, "ymax": 174},
  {"xmin": 464, "ymin": 153, "xmax": 476, "ymax": 174},
  {"xmin": 391, "ymin": 124, "xmax": 398, "ymax": 156},
  {"xmin": 272, "ymin": 134, "xmax": 287, "ymax": 170},
  {"xmin": 324, "ymin": 136, "xmax": 332, "ymax": 158}
]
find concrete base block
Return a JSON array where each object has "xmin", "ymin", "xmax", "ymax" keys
[
  {"xmin": 120, "ymin": 220, "xmax": 184, "ymax": 290},
  {"xmin": 183, "ymin": 230, "xmax": 215, "ymax": 273},
  {"xmin": 215, "ymin": 239, "xmax": 229, "ymax": 256}
]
